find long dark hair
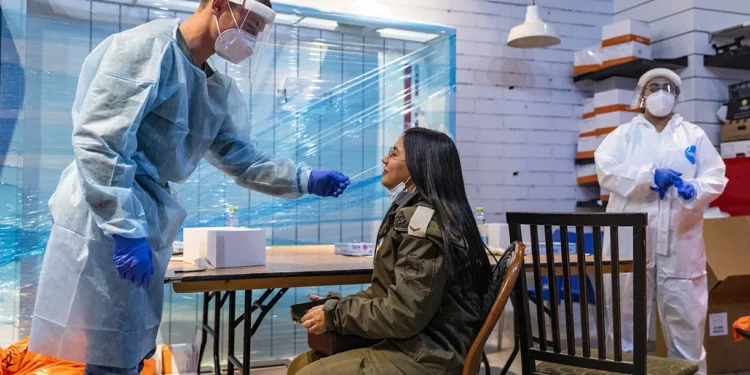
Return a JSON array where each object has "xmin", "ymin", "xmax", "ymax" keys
[{"xmin": 401, "ymin": 127, "xmax": 491, "ymax": 298}]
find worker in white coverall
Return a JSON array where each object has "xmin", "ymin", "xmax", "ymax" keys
[{"xmin": 595, "ymin": 68, "xmax": 728, "ymax": 374}]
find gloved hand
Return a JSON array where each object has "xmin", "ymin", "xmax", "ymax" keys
[
  {"xmin": 651, "ymin": 168, "xmax": 682, "ymax": 200},
  {"xmin": 112, "ymin": 235, "xmax": 154, "ymax": 289},
  {"xmin": 674, "ymin": 179, "xmax": 696, "ymax": 200},
  {"xmin": 308, "ymin": 170, "xmax": 350, "ymax": 198}
]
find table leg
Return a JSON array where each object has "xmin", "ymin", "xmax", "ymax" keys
[
  {"xmin": 201, "ymin": 288, "xmax": 290, "ymax": 375},
  {"xmin": 199, "ymin": 292, "xmax": 210, "ymax": 369},
  {"xmin": 228, "ymin": 291, "xmax": 236, "ymax": 375},
  {"xmin": 243, "ymin": 290, "xmax": 253, "ymax": 375},
  {"xmin": 214, "ymin": 292, "xmax": 223, "ymax": 375}
]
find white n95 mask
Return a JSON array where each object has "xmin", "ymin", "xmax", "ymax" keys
[
  {"xmin": 645, "ymin": 90, "xmax": 676, "ymax": 117},
  {"xmin": 387, "ymin": 177, "xmax": 412, "ymax": 203},
  {"xmin": 213, "ymin": 0, "xmax": 276, "ymax": 74},
  {"xmin": 215, "ymin": 17, "xmax": 257, "ymax": 64}
]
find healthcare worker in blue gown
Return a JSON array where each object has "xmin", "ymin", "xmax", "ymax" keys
[{"xmin": 29, "ymin": 0, "xmax": 350, "ymax": 373}]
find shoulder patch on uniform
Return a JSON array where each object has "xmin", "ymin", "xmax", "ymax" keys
[
  {"xmin": 408, "ymin": 206, "xmax": 435, "ymax": 238},
  {"xmin": 394, "ymin": 211, "xmax": 409, "ymax": 232}
]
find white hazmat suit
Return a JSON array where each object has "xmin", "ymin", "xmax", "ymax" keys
[{"xmin": 596, "ymin": 112, "xmax": 727, "ymax": 373}]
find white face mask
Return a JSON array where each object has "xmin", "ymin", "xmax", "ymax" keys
[
  {"xmin": 387, "ymin": 177, "xmax": 411, "ymax": 203},
  {"xmin": 214, "ymin": 10, "xmax": 257, "ymax": 64},
  {"xmin": 645, "ymin": 90, "xmax": 676, "ymax": 118}
]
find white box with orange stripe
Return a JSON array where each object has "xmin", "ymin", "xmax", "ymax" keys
[{"xmin": 600, "ymin": 19, "xmax": 652, "ymax": 67}]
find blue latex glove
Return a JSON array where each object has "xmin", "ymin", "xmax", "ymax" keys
[
  {"xmin": 112, "ymin": 235, "xmax": 154, "ymax": 289},
  {"xmin": 674, "ymin": 179, "xmax": 696, "ymax": 200},
  {"xmin": 308, "ymin": 170, "xmax": 350, "ymax": 197},
  {"xmin": 651, "ymin": 168, "xmax": 682, "ymax": 200}
]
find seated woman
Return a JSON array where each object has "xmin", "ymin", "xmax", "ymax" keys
[{"xmin": 288, "ymin": 127, "xmax": 492, "ymax": 375}]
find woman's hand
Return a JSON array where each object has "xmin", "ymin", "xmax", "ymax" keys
[{"xmin": 301, "ymin": 305, "xmax": 328, "ymax": 335}]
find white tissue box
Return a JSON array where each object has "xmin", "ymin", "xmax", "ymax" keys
[
  {"xmin": 183, "ymin": 227, "xmax": 266, "ymax": 268},
  {"xmin": 602, "ymin": 19, "xmax": 651, "ymax": 47},
  {"xmin": 603, "ymin": 41, "xmax": 651, "ymax": 67}
]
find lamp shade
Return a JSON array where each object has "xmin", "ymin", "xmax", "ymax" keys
[{"xmin": 507, "ymin": 5, "xmax": 560, "ymax": 48}]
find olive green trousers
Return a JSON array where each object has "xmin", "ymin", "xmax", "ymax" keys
[{"xmin": 287, "ymin": 348, "xmax": 428, "ymax": 375}]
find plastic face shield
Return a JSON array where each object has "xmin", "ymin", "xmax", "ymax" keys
[
  {"xmin": 228, "ymin": 0, "xmax": 275, "ymax": 81},
  {"xmin": 630, "ymin": 79, "xmax": 680, "ymax": 110}
]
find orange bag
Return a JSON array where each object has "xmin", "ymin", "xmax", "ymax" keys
[
  {"xmin": 1, "ymin": 338, "xmax": 157, "ymax": 375},
  {"xmin": 1, "ymin": 337, "xmax": 85, "ymax": 375},
  {"xmin": 733, "ymin": 316, "xmax": 750, "ymax": 342}
]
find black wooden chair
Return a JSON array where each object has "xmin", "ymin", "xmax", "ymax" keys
[{"xmin": 506, "ymin": 212, "xmax": 698, "ymax": 375}]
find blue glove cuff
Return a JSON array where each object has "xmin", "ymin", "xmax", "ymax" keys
[{"xmin": 300, "ymin": 168, "xmax": 312, "ymax": 195}]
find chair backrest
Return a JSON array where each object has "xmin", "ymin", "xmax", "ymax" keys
[
  {"xmin": 463, "ymin": 242, "xmax": 525, "ymax": 375},
  {"xmin": 506, "ymin": 212, "xmax": 648, "ymax": 375}
]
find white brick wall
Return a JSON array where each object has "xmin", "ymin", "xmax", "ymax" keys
[
  {"xmin": 615, "ymin": 0, "xmax": 750, "ymax": 148},
  {"xmin": 281, "ymin": 0, "xmax": 614, "ymax": 222}
]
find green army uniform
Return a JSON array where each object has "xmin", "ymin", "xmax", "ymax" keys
[{"xmin": 289, "ymin": 192, "xmax": 484, "ymax": 375}]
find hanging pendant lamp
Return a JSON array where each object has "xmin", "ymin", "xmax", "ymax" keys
[{"xmin": 507, "ymin": 2, "xmax": 560, "ymax": 49}]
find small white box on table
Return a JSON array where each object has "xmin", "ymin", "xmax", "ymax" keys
[
  {"xmin": 335, "ymin": 243, "xmax": 376, "ymax": 256},
  {"xmin": 183, "ymin": 227, "xmax": 266, "ymax": 268}
]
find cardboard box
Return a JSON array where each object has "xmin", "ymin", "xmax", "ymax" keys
[
  {"xmin": 575, "ymin": 45, "xmax": 603, "ymax": 74},
  {"xmin": 603, "ymin": 41, "xmax": 652, "ymax": 67},
  {"xmin": 656, "ymin": 217, "xmax": 750, "ymax": 373},
  {"xmin": 576, "ymin": 163, "xmax": 597, "ymax": 185},
  {"xmin": 722, "ymin": 119, "xmax": 750, "ymax": 142},
  {"xmin": 183, "ymin": 227, "xmax": 266, "ymax": 268},
  {"xmin": 602, "ymin": 19, "xmax": 651, "ymax": 47},
  {"xmin": 721, "ymin": 140, "xmax": 750, "ymax": 159},
  {"xmin": 704, "ymin": 217, "xmax": 750, "ymax": 373}
]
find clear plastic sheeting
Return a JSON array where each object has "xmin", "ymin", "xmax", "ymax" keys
[{"xmin": 0, "ymin": 0, "xmax": 456, "ymax": 363}]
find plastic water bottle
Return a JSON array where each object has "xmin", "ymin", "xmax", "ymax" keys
[
  {"xmin": 226, "ymin": 206, "xmax": 239, "ymax": 228},
  {"xmin": 475, "ymin": 207, "xmax": 488, "ymax": 245}
]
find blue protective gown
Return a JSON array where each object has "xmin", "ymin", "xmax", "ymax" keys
[{"xmin": 29, "ymin": 19, "xmax": 310, "ymax": 368}]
